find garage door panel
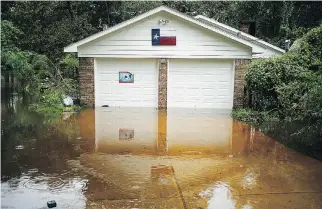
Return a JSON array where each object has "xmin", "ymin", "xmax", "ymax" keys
[
  {"xmin": 143, "ymin": 88, "xmax": 156, "ymax": 95},
  {"xmin": 168, "ymin": 59, "xmax": 233, "ymax": 109},
  {"xmin": 203, "ymin": 95, "xmax": 216, "ymax": 101},
  {"xmin": 186, "ymin": 76, "xmax": 199, "ymax": 82},
  {"xmin": 96, "ymin": 58, "xmax": 158, "ymax": 107},
  {"xmin": 99, "ymin": 74, "xmax": 115, "ymax": 81},
  {"xmin": 202, "ymin": 75, "xmax": 216, "ymax": 82}
]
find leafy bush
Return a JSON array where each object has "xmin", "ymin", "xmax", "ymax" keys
[
  {"xmin": 276, "ymin": 75, "xmax": 322, "ymax": 120},
  {"xmin": 297, "ymin": 26, "xmax": 322, "ymax": 72},
  {"xmin": 29, "ymin": 91, "xmax": 64, "ymax": 114},
  {"xmin": 245, "ymin": 25, "xmax": 322, "ymax": 121}
]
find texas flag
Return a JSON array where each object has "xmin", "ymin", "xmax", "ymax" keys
[{"xmin": 152, "ymin": 29, "xmax": 176, "ymax": 46}]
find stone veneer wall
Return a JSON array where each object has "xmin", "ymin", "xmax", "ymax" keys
[
  {"xmin": 233, "ymin": 59, "xmax": 251, "ymax": 108},
  {"xmin": 79, "ymin": 57, "xmax": 95, "ymax": 107},
  {"xmin": 158, "ymin": 58, "xmax": 168, "ymax": 109}
]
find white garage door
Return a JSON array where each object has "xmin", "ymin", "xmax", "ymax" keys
[
  {"xmin": 168, "ymin": 59, "xmax": 234, "ymax": 109},
  {"xmin": 95, "ymin": 58, "xmax": 158, "ymax": 107}
]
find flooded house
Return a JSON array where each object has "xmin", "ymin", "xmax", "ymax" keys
[{"xmin": 64, "ymin": 6, "xmax": 284, "ymax": 110}]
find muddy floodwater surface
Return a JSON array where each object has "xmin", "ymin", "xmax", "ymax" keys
[{"xmin": 2, "ymin": 103, "xmax": 322, "ymax": 208}]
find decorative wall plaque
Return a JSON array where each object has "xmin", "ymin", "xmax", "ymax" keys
[{"xmin": 119, "ymin": 71, "xmax": 134, "ymax": 83}]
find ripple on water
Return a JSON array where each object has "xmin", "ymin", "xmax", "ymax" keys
[
  {"xmin": 23, "ymin": 176, "xmax": 65, "ymax": 191},
  {"xmin": 23, "ymin": 176, "xmax": 88, "ymax": 192}
]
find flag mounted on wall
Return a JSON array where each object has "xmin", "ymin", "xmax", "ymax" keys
[{"xmin": 151, "ymin": 29, "xmax": 176, "ymax": 46}]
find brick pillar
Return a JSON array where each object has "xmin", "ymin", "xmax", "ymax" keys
[
  {"xmin": 79, "ymin": 57, "xmax": 94, "ymax": 107},
  {"xmin": 233, "ymin": 59, "xmax": 251, "ymax": 108},
  {"xmin": 158, "ymin": 58, "xmax": 168, "ymax": 109}
]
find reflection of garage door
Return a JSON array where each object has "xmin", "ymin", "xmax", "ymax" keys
[
  {"xmin": 168, "ymin": 59, "xmax": 234, "ymax": 109},
  {"xmin": 166, "ymin": 108, "xmax": 233, "ymax": 155},
  {"xmin": 95, "ymin": 58, "xmax": 158, "ymax": 107}
]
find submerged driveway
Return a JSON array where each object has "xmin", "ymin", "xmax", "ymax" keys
[
  {"xmin": 75, "ymin": 107, "xmax": 322, "ymax": 209},
  {"xmin": 2, "ymin": 107, "xmax": 322, "ymax": 209}
]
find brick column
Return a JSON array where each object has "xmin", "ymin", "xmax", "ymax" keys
[
  {"xmin": 79, "ymin": 57, "xmax": 95, "ymax": 107},
  {"xmin": 233, "ymin": 59, "xmax": 251, "ymax": 108},
  {"xmin": 158, "ymin": 58, "xmax": 168, "ymax": 109}
]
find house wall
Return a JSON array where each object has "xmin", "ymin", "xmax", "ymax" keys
[
  {"xmin": 79, "ymin": 57, "xmax": 251, "ymax": 108},
  {"xmin": 78, "ymin": 12, "xmax": 251, "ymax": 59}
]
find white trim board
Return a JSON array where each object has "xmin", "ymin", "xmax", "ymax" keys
[{"xmin": 78, "ymin": 54, "xmax": 252, "ymax": 59}]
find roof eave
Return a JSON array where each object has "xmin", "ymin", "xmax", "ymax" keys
[{"xmin": 64, "ymin": 45, "xmax": 77, "ymax": 52}]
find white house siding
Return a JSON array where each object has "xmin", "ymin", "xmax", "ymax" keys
[
  {"xmin": 252, "ymin": 45, "xmax": 282, "ymax": 58},
  {"xmin": 78, "ymin": 12, "xmax": 251, "ymax": 59},
  {"xmin": 95, "ymin": 58, "xmax": 158, "ymax": 107}
]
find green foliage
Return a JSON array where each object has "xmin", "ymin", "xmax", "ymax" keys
[
  {"xmin": 1, "ymin": 20, "xmax": 80, "ymax": 114},
  {"xmin": 298, "ymin": 26, "xmax": 322, "ymax": 71},
  {"xmin": 232, "ymin": 108, "xmax": 279, "ymax": 125},
  {"xmin": 245, "ymin": 25, "xmax": 322, "ymax": 121},
  {"xmin": 1, "ymin": 20, "xmax": 22, "ymax": 51},
  {"xmin": 29, "ymin": 91, "xmax": 64, "ymax": 114},
  {"xmin": 276, "ymin": 75, "xmax": 322, "ymax": 120}
]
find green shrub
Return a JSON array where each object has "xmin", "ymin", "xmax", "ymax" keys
[
  {"xmin": 245, "ymin": 25, "xmax": 322, "ymax": 121},
  {"xmin": 29, "ymin": 91, "xmax": 64, "ymax": 114},
  {"xmin": 246, "ymin": 53, "xmax": 310, "ymax": 111},
  {"xmin": 276, "ymin": 75, "xmax": 322, "ymax": 120}
]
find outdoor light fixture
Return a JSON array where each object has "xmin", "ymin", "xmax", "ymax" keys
[{"xmin": 158, "ymin": 19, "xmax": 169, "ymax": 25}]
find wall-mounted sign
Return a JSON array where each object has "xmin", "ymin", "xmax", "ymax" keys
[
  {"xmin": 119, "ymin": 71, "xmax": 134, "ymax": 83},
  {"xmin": 152, "ymin": 29, "xmax": 176, "ymax": 46},
  {"xmin": 119, "ymin": 129, "xmax": 134, "ymax": 141}
]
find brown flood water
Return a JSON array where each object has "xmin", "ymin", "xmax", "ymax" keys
[{"xmin": 2, "ymin": 107, "xmax": 322, "ymax": 209}]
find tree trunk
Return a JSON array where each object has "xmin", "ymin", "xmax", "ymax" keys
[
  {"xmin": 5, "ymin": 72, "xmax": 9, "ymax": 86},
  {"xmin": 10, "ymin": 72, "xmax": 14, "ymax": 91}
]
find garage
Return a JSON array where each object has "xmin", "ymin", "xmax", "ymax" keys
[
  {"xmin": 168, "ymin": 59, "xmax": 234, "ymax": 109},
  {"xmin": 95, "ymin": 58, "xmax": 158, "ymax": 107},
  {"xmin": 64, "ymin": 6, "xmax": 284, "ymax": 109}
]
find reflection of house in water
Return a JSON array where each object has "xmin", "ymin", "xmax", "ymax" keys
[
  {"xmin": 78, "ymin": 107, "xmax": 290, "ymax": 158},
  {"xmin": 79, "ymin": 109, "xmax": 96, "ymax": 153},
  {"xmin": 91, "ymin": 107, "xmax": 237, "ymax": 156}
]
